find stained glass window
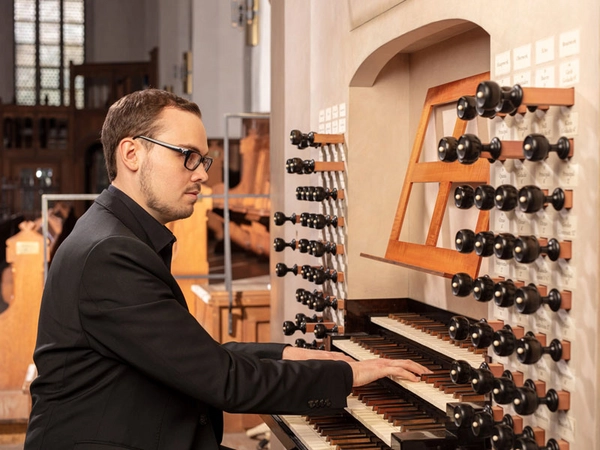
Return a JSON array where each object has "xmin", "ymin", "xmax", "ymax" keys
[{"xmin": 14, "ymin": 0, "xmax": 85, "ymax": 105}]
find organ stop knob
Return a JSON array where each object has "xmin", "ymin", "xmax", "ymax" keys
[
  {"xmin": 513, "ymin": 437, "xmax": 568, "ymax": 450},
  {"xmin": 450, "ymin": 359, "xmax": 473, "ymax": 384},
  {"xmin": 492, "ymin": 371, "xmax": 520, "ymax": 405},
  {"xmin": 273, "ymin": 211, "xmax": 297, "ymax": 226},
  {"xmin": 494, "ymin": 233, "xmax": 517, "ymax": 260},
  {"xmin": 454, "ymin": 185, "xmax": 475, "ymax": 209},
  {"xmin": 513, "ymin": 236, "xmax": 561, "ymax": 263},
  {"xmin": 513, "ymin": 379, "xmax": 560, "ymax": 415},
  {"xmin": 515, "ymin": 284, "xmax": 565, "ymax": 314},
  {"xmin": 471, "ymin": 407, "xmax": 515, "ymax": 439},
  {"xmin": 515, "ymin": 332, "xmax": 567, "ymax": 364},
  {"xmin": 275, "ymin": 263, "xmax": 298, "ymax": 277},
  {"xmin": 518, "ymin": 186, "xmax": 566, "ymax": 212},
  {"xmin": 495, "ymin": 184, "xmax": 519, "ymax": 211},
  {"xmin": 456, "ymin": 95, "xmax": 478, "ymax": 120},
  {"xmin": 493, "ymin": 279, "xmax": 518, "ymax": 308},
  {"xmin": 492, "ymin": 424, "xmax": 537, "ymax": 450},
  {"xmin": 474, "ymin": 184, "xmax": 496, "ymax": 210},
  {"xmin": 457, "ymin": 133, "xmax": 502, "ymax": 164},
  {"xmin": 476, "ymin": 80, "xmax": 523, "ymax": 115},
  {"xmin": 437, "ymin": 136, "xmax": 459, "ymax": 162},
  {"xmin": 492, "ymin": 325, "xmax": 519, "ymax": 356},
  {"xmin": 523, "ymin": 134, "xmax": 571, "ymax": 161},
  {"xmin": 448, "ymin": 315, "xmax": 472, "ymax": 341},
  {"xmin": 474, "ymin": 231, "xmax": 495, "ymax": 257},
  {"xmin": 273, "ymin": 238, "xmax": 296, "ymax": 252},
  {"xmin": 455, "ymin": 229, "xmax": 476, "ymax": 253}
]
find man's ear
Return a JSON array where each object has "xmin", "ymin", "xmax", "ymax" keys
[{"xmin": 117, "ymin": 138, "xmax": 141, "ymax": 172}]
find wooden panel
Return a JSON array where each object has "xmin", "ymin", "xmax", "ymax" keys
[
  {"xmin": 0, "ymin": 226, "xmax": 44, "ymax": 422},
  {"xmin": 167, "ymin": 194, "xmax": 212, "ymax": 316},
  {"xmin": 192, "ymin": 278, "xmax": 271, "ymax": 433}
]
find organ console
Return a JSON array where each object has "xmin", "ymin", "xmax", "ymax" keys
[
  {"xmin": 266, "ymin": 299, "xmax": 494, "ymax": 449},
  {"xmin": 269, "ymin": 76, "xmax": 576, "ymax": 449}
]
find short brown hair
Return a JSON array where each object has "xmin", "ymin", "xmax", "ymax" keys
[{"xmin": 100, "ymin": 89, "xmax": 202, "ymax": 182}]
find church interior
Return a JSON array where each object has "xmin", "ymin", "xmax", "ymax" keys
[{"xmin": 1, "ymin": 1, "xmax": 598, "ymax": 449}]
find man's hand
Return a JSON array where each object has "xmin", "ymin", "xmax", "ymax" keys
[
  {"xmin": 347, "ymin": 358, "xmax": 432, "ymax": 386},
  {"xmin": 282, "ymin": 346, "xmax": 432, "ymax": 386}
]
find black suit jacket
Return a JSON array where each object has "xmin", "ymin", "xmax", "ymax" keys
[{"xmin": 25, "ymin": 187, "xmax": 352, "ymax": 450}]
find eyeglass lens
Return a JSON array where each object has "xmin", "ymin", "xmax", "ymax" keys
[{"xmin": 186, "ymin": 151, "xmax": 212, "ymax": 172}]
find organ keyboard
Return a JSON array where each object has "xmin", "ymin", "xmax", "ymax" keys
[{"xmin": 266, "ymin": 299, "xmax": 488, "ymax": 449}]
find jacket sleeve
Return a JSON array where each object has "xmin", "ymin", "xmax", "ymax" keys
[
  {"xmin": 222, "ymin": 341, "xmax": 289, "ymax": 360},
  {"xmin": 78, "ymin": 235, "xmax": 353, "ymax": 415}
]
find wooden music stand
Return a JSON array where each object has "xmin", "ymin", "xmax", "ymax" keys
[{"xmin": 362, "ymin": 72, "xmax": 491, "ymax": 279}]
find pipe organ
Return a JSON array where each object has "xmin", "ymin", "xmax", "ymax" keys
[{"xmin": 270, "ymin": 1, "xmax": 598, "ymax": 449}]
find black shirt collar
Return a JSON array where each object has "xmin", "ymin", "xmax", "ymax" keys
[{"xmin": 106, "ymin": 185, "xmax": 176, "ymax": 268}]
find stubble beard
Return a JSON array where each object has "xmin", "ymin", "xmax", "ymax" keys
[{"xmin": 140, "ymin": 158, "xmax": 194, "ymax": 224}]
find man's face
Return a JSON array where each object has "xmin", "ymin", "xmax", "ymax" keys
[{"xmin": 138, "ymin": 108, "xmax": 209, "ymax": 225}]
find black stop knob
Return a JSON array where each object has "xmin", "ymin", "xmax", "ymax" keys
[
  {"xmin": 273, "ymin": 211, "xmax": 296, "ymax": 226},
  {"xmin": 273, "ymin": 238, "xmax": 296, "ymax": 252},
  {"xmin": 492, "ymin": 326, "xmax": 517, "ymax": 356},
  {"xmin": 290, "ymin": 129, "xmax": 309, "ymax": 148},
  {"xmin": 493, "ymin": 279, "xmax": 517, "ymax": 308},
  {"xmin": 275, "ymin": 263, "xmax": 298, "ymax": 277},
  {"xmin": 437, "ymin": 136, "xmax": 459, "ymax": 162},
  {"xmin": 470, "ymin": 367, "xmax": 496, "ymax": 395},
  {"xmin": 515, "ymin": 284, "xmax": 563, "ymax": 314},
  {"xmin": 513, "ymin": 381, "xmax": 559, "ymax": 415},
  {"xmin": 523, "ymin": 134, "xmax": 571, "ymax": 161},
  {"xmin": 474, "ymin": 184, "xmax": 496, "ymax": 210},
  {"xmin": 474, "ymin": 231, "xmax": 495, "ymax": 257},
  {"xmin": 518, "ymin": 186, "xmax": 565, "ymax": 213},
  {"xmin": 454, "ymin": 185, "xmax": 475, "ymax": 209},
  {"xmin": 457, "ymin": 134, "xmax": 502, "ymax": 164},
  {"xmin": 452, "ymin": 403, "xmax": 476, "ymax": 428},
  {"xmin": 283, "ymin": 320, "xmax": 305, "ymax": 336},
  {"xmin": 493, "ymin": 233, "xmax": 516, "ymax": 260},
  {"xmin": 450, "ymin": 359, "xmax": 473, "ymax": 384},
  {"xmin": 473, "ymin": 275, "xmax": 495, "ymax": 302},
  {"xmin": 451, "ymin": 273, "xmax": 473, "ymax": 297},
  {"xmin": 492, "ymin": 374, "xmax": 518, "ymax": 404},
  {"xmin": 516, "ymin": 333, "xmax": 563, "ymax": 364},
  {"xmin": 456, "ymin": 95, "xmax": 478, "ymax": 120},
  {"xmin": 513, "ymin": 236, "xmax": 561, "ymax": 263},
  {"xmin": 455, "ymin": 229, "xmax": 476, "ymax": 253},
  {"xmin": 448, "ymin": 315, "xmax": 472, "ymax": 341},
  {"xmin": 494, "ymin": 184, "xmax": 519, "ymax": 211},
  {"xmin": 471, "ymin": 321, "xmax": 495, "ymax": 348}
]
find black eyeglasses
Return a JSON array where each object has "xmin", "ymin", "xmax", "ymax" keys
[{"xmin": 133, "ymin": 135, "xmax": 213, "ymax": 172}]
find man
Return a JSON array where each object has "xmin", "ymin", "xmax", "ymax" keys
[{"xmin": 25, "ymin": 89, "xmax": 430, "ymax": 449}]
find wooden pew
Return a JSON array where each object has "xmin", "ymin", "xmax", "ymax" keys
[
  {"xmin": 166, "ymin": 191, "xmax": 213, "ymax": 316},
  {"xmin": 0, "ymin": 224, "xmax": 45, "ymax": 440}
]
